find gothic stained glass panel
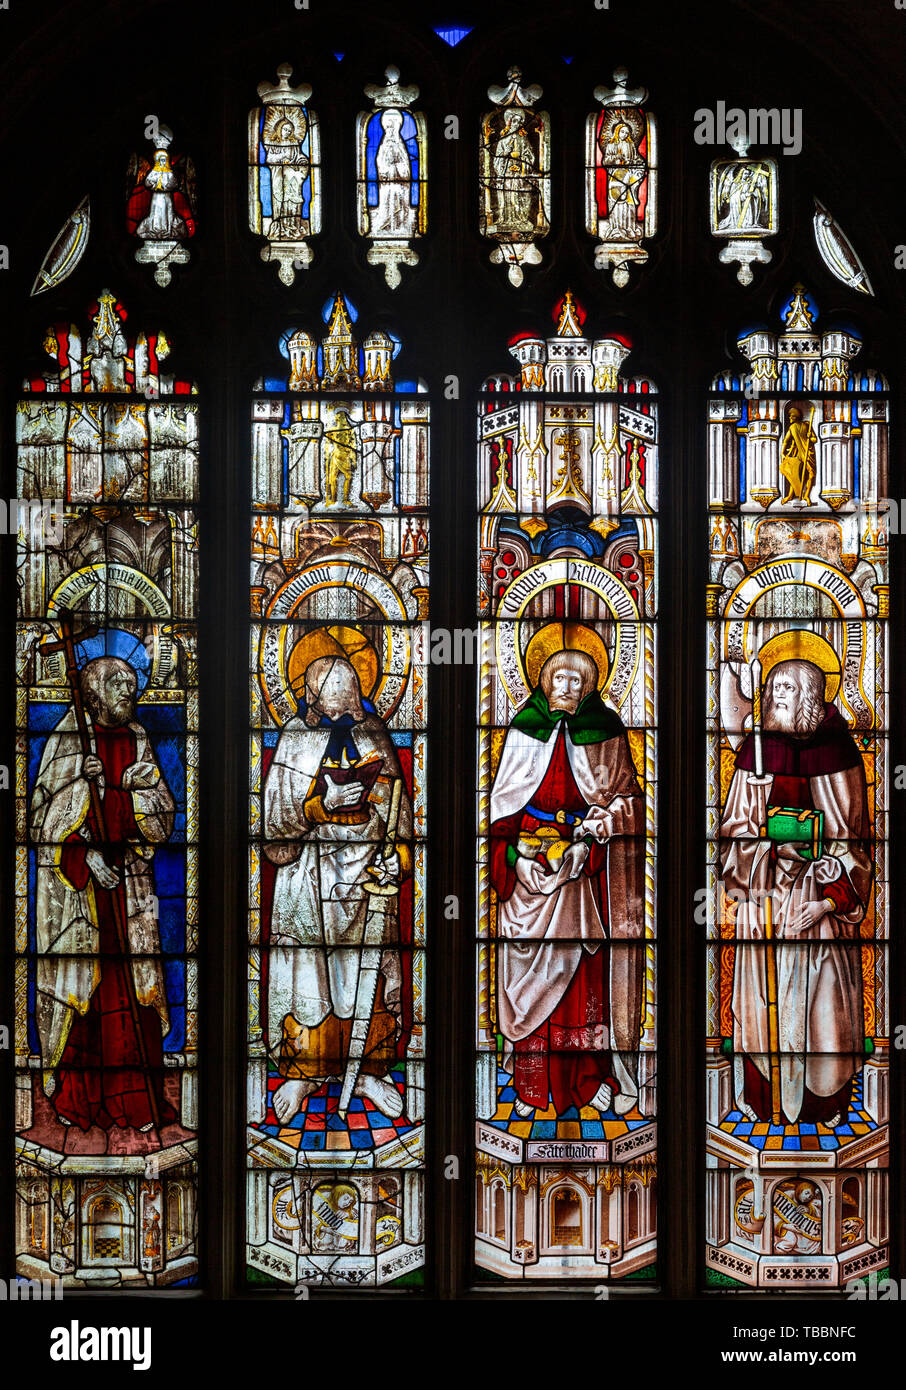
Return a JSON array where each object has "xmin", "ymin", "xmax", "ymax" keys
[
  {"xmin": 249, "ymin": 65, "xmax": 322, "ymax": 287},
  {"xmin": 356, "ymin": 66, "xmax": 427, "ymax": 290},
  {"xmin": 585, "ymin": 68, "xmax": 657, "ymax": 288},
  {"xmin": 15, "ymin": 292, "xmax": 199, "ymax": 1289},
  {"xmin": 705, "ymin": 287, "xmax": 890, "ymax": 1289},
  {"xmin": 475, "ymin": 294, "xmax": 657, "ymax": 1281},
  {"xmin": 247, "ymin": 295, "xmax": 428, "ymax": 1290},
  {"xmin": 479, "ymin": 67, "xmax": 551, "ymax": 287},
  {"xmin": 126, "ymin": 125, "xmax": 197, "ymax": 289}
]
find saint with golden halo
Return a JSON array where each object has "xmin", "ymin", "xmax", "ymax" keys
[
  {"xmin": 261, "ymin": 624, "xmax": 414, "ymax": 1130},
  {"xmin": 488, "ymin": 630, "xmax": 647, "ymax": 1122},
  {"xmin": 720, "ymin": 627, "xmax": 872, "ymax": 1128}
]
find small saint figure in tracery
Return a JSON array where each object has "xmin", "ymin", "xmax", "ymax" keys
[
  {"xmin": 779, "ymin": 406, "xmax": 818, "ymax": 505},
  {"xmin": 262, "ymin": 107, "xmax": 310, "ymax": 240},
  {"xmin": 136, "ymin": 148, "xmax": 187, "ymax": 242},
  {"xmin": 369, "ymin": 110, "xmax": 417, "ymax": 238},
  {"xmin": 598, "ymin": 119, "xmax": 645, "ymax": 243},
  {"xmin": 491, "ymin": 109, "xmax": 538, "ymax": 236},
  {"xmin": 324, "ymin": 409, "xmax": 358, "ymax": 507}
]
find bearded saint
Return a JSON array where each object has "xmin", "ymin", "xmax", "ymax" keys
[
  {"xmin": 264, "ymin": 656, "xmax": 412, "ymax": 1125},
  {"xmin": 489, "ymin": 648, "xmax": 645, "ymax": 1119},
  {"xmin": 720, "ymin": 658, "xmax": 873, "ymax": 1126},
  {"xmin": 779, "ymin": 407, "xmax": 817, "ymax": 506},
  {"xmin": 30, "ymin": 656, "xmax": 176, "ymax": 1133}
]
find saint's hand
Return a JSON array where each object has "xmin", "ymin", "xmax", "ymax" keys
[
  {"xmin": 369, "ymin": 850, "xmax": 400, "ymax": 885},
  {"xmin": 85, "ymin": 849, "xmax": 120, "ymax": 889},
  {"xmin": 561, "ymin": 841, "xmax": 590, "ymax": 880},
  {"xmin": 784, "ymin": 897, "xmax": 835, "ymax": 937},
  {"xmin": 381, "ymin": 850, "xmax": 401, "ymax": 878},
  {"xmin": 121, "ymin": 760, "xmax": 159, "ymax": 791},
  {"xmin": 81, "ymin": 755, "xmax": 104, "ymax": 781},
  {"xmin": 322, "ymin": 778, "xmax": 364, "ymax": 811}
]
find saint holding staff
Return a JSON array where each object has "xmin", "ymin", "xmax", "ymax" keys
[{"xmin": 720, "ymin": 632, "xmax": 872, "ymax": 1126}]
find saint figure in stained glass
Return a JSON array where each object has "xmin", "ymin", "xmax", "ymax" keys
[
  {"xmin": 264, "ymin": 652, "xmax": 413, "ymax": 1124},
  {"xmin": 720, "ymin": 646, "xmax": 872, "ymax": 1126},
  {"xmin": 489, "ymin": 644, "xmax": 645, "ymax": 1117},
  {"xmin": 30, "ymin": 651, "xmax": 177, "ymax": 1132}
]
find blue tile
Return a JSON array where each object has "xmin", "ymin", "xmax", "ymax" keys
[
  {"xmin": 782, "ymin": 1137, "xmax": 800, "ymax": 1150},
  {"xmin": 581, "ymin": 1121, "xmax": 604, "ymax": 1139},
  {"xmin": 367, "ymin": 1112, "xmax": 392, "ymax": 1127},
  {"xmin": 834, "ymin": 1125, "xmax": 853, "ymax": 1137},
  {"xmin": 768, "ymin": 1125, "xmax": 784, "ymax": 1136},
  {"xmin": 819, "ymin": 1135, "xmax": 838, "ymax": 1150},
  {"xmin": 735, "ymin": 1122, "xmax": 754, "ymax": 1136},
  {"xmin": 350, "ymin": 1130, "xmax": 374, "ymax": 1149},
  {"xmin": 798, "ymin": 1123, "xmax": 817, "ymax": 1135},
  {"xmin": 531, "ymin": 1120, "xmax": 556, "ymax": 1139},
  {"xmin": 307, "ymin": 1098, "xmax": 326, "ymax": 1113},
  {"xmin": 301, "ymin": 1132, "xmax": 326, "ymax": 1151},
  {"xmin": 748, "ymin": 1135, "xmax": 766, "ymax": 1150}
]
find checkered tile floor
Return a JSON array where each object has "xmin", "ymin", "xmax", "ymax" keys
[
  {"xmin": 717, "ymin": 1074, "xmax": 877, "ymax": 1151},
  {"xmin": 487, "ymin": 1068, "xmax": 652, "ymax": 1142},
  {"xmin": 256, "ymin": 1068, "xmax": 417, "ymax": 1152}
]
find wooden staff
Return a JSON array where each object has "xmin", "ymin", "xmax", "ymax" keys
[
  {"xmin": 763, "ymin": 892, "xmax": 782, "ymax": 1125},
  {"xmin": 39, "ymin": 610, "xmax": 161, "ymax": 1131}
]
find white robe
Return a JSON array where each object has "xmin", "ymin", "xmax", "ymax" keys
[
  {"xmin": 29, "ymin": 709, "xmax": 174, "ymax": 1092},
  {"xmin": 720, "ymin": 762, "xmax": 872, "ymax": 1121},
  {"xmin": 264, "ymin": 714, "xmax": 412, "ymax": 1055}
]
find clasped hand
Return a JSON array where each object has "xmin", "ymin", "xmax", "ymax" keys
[{"xmin": 82, "ymin": 756, "xmax": 157, "ymax": 790}]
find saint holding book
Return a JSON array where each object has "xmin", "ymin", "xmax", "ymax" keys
[{"xmin": 263, "ymin": 655, "xmax": 412, "ymax": 1124}]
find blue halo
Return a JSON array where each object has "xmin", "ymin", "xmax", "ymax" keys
[{"xmin": 74, "ymin": 628, "xmax": 151, "ymax": 695}]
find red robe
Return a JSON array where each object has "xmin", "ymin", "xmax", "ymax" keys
[
  {"xmin": 53, "ymin": 724, "xmax": 176, "ymax": 1133},
  {"xmin": 491, "ymin": 728, "xmax": 616, "ymax": 1113}
]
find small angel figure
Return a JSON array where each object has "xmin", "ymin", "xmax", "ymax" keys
[
  {"xmin": 127, "ymin": 124, "xmax": 196, "ymax": 287},
  {"xmin": 136, "ymin": 148, "xmax": 187, "ymax": 241}
]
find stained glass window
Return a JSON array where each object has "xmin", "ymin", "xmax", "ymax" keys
[
  {"xmin": 249, "ymin": 65, "xmax": 322, "ymax": 285},
  {"xmin": 356, "ymin": 66, "xmax": 427, "ymax": 289},
  {"xmin": 586, "ymin": 68, "xmax": 657, "ymax": 287},
  {"xmin": 705, "ymin": 287, "xmax": 889, "ymax": 1289},
  {"xmin": 126, "ymin": 125, "xmax": 197, "ymax": 289},
  {"xmin": 480, "ymin": 67, "xmax": 550, "ymax": 286},
  {"xmin": 247, "ymin": 294, "xmax": 428, "ymax": 1288},
  {"xmin": 15, "ymin": 292, "xmax": 200, "ymax": 1288},
  {"xmin": 475, "ymin": 293, "xmax": 657, "ymax": 1281}
]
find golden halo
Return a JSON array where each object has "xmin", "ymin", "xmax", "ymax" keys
[
  {"xmin": 524, "ymin": 622, "xmax": 610, "ymax": 693},
  {"xmin": 287, "ymin": 625, "xmax": 379, "ymax": 707},
  {"xmin": 758, "ymin": 630, "xmax": 841, "ymax": 702}
]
